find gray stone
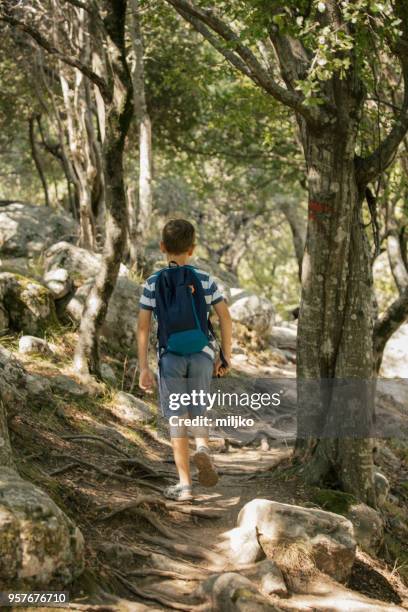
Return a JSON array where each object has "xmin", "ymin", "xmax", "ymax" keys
[
  {"xmin": 0, "ymin": 273, "xmax": 56, "ymax": 336},
  {"xmin": 25, "ymin": 374, "xmax": 53, "ymax": 405},
  {"xmin": 111, "ymin": 391, "xmax": 152, "ymax": 425},
  {"xmin": 0, "ymin": 467, "xmax": 84, "ymax": 588},
  {"xmin": 199, "ymin": 572, "xmax": 280, "ymax": 612},
  {"xmin": 19, "ymin": 336, "xmax": 57, "ymax": 356},
  {"xmin": 44, "ymin": 241, "xmax": 102, "ymax": 282},
  {"xmin": 50, "ymin": 375, "xmax": 88, "ymax": 398},
  {"xmin": 101, "ymin": 363, "xmax": 117, "ymax": 386},
  {"xmin": 243, "ymin": 560, "xmax": 287, "ymax": 597},
  {"xmin": 269, "ymin": 325, "xmax": 297, "ymax": 350},
  {"xmin": 44, "ymin": 242, "xmax": 141, "ymax": 352},
  {"xmin": 229, "ymin": 289, "xmax": 275, "ymax": 334},
  {"xmin": 219, "ymin": 526, "xmax": 265, "ymax": 565},
  {"xmin": 0, "ymin": 202, "xmax": 77, "ymax": 258},
  {"xmin": 238, "ymin": 499, "xmax": 356, "ymax": 583},
  {"xmin": 43, "ymin": 268, "xmax": 72, "ymax": 299},
  {"xmin": 346, "ymin": 503, "xmax": 384, "ymax": 555},
  {"xmin": 44, "ymin": 241, "xmax": 129, "ymax": 283},
  {"xmin": 380, "ymin": 322, "xmax": 408, "ymax": 378},
  {"xmin": 65, "ymin": 277, "xmax": 142, "ymax": 353}
]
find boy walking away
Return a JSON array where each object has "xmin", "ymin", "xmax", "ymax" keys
[{"xmin": 137, "ymin": 219, "xmax": 232, "ymax": 502}]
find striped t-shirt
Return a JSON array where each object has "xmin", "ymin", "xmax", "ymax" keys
[{"xmin": 139, "ymin": 265, "xmax": 224, "ymax": 360}]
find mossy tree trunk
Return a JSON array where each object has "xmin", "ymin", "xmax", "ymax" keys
[{"xmin": 162, "ymin": 0, "xmax": 408, "ymax": 505}]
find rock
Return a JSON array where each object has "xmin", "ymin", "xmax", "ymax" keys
[
  {"xmin": 0, "ymin": 466, "xmax": 84, "ymax": 588},
  {"xmin": 199, "ymin": 572, "xmax": 280, "ymax": 612},
  {"xmin": 229, "ymin": 289, "xmax": 275, "ymax": 334},
  {"xmin": 44, "ymin": 241, "xmax": 102, "ymax": 282},
  {"xmin": 50, "ymin": 375, "xmax": 88, "ymax": 398},
  {"xmin": 270, "ymin": 348, "xmax": 289, "ymax": 365},
  {"xmin": 219, "ymin": 526, "xmax": 265, "ymax": 565},
  {"xmin": 44, "ymin": 242, "xmax": 141, "ymax": 352},
  {"xmin": 238, "ymin": 499, "xmax": 356, "ymax": 583},
  {"xmin": 101, "ymin": 363, "xmax": 117, "ymax": 386},
  {"xmin": 269, "ymin": 325, "xmax": 297, "ymax": 351},
  {"xmin": 0, "ymin": 202, "xmax": 77, "ymax": 258},
  {"xmin": 0, "ymin": 273, "xmax": 56, "ymax": 336},
  {"xmin": 110, "ymin": 391, "xmax": 152, "ymax": 425},
  {"xmin": 346, "ymin": 503, "xmax": 384, "ymax": 555},
  {"xmin": 65, "ymin": 276, "xmax": 142, "ymax": 353},
  {"xmin": 243, "ymin": 560, "xmax": 287, "ymax": 597},
  {"xmin": 43, "ymin": 268, "xmax": 72, "ymax": 299},
  {"xmin": 44, "ymin": 241, "xmax": 129, "ymax": 283},
  {"xmin": 374, "ymin": 471, "xmax": 390, "ymax": 507},
  {"xmin": 381, "ymin": 322, "xmax": 408, "ymax": 378},
  {"xmin": 25, "ymin": 374, "xmax": 54, "ymax": 406},
  {"xmin": 18, "ymin": 336, "xmax": 57, "ymax": 356}
]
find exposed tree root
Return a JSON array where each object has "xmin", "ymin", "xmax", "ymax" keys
[
  {"xmin": 140, "ymin": 534, "xmax": 221, "ymax": 565},
  {"xmin": 165, "ymin": 502, "xmax": 224, "ymax": 519},
  {"xmin": 101, "ymin": 495, "xmax": 224, "ymax": 521},
  {"xmin": 128, "ymin": 506, "xmax": 179, "ymax": 540},
  {"xmin": 100, "ymin": 494, "xmax": 165, "ymax": 519},
  {"xmin": 61, "ymin": 434, "xmax": 131, "ymax": 457},
  {"xmin": 113, "ymin": 570, "xmax": 204, "ymax": 611},
  {"xmin": 49, "ymin": 462, "xmax": 79, "ymax": 476},
  {"xmin": 125, "ymin": 568, "xmax": 204, "ymax": 581},
  {"xmin": 116, "ymin": 457, "xmax": 170, "ymax": 478},
  {"xmin": 51, "ymin": 453, "xmax": 162, "ymax": 491}
]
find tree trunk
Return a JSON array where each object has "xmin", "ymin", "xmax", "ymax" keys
[
  {"xmin": 277, "ymin": 197, "xmax": 306, "ymax": 279},
  {"xmin": 296, "ymin": 120, "xmax": 377, "ymax": 506},
  {"xmin": 130, "ymin": 0, "xmax": 153, "ymax": 256},
  {"xmin": 28, "ymin": 115, "xmax": 50, "ymax": 208},
  {"xmin": 73, "ymin": 0, "xmax": 133, "ymax": 377}
]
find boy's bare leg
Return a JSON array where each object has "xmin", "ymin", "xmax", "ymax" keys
[{"xmin": 172, "ymin": 436, "xmax": 192, "ymax": 486}]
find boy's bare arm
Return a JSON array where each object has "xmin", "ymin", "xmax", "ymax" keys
[
  {"xmin": 137, "ymin": 309, "xmax": 155, "ymax": 391},
  {"xmin": 214, "ymin": 300, "xmax": 232, "ymax": 371}
]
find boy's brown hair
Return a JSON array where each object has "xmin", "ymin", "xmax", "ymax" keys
[{"xmin": 162, "ymin": 219, "xmax": 195, "ymax": 254}]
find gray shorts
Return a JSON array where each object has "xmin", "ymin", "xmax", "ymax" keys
[{"xmin": 158, "ymin": 351, "xmax": 213, "ymax": 438}]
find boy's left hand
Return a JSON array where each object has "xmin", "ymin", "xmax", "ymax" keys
[{"xmin": 214, "ymin": 356, "xmax": 231, "ymax": 378}]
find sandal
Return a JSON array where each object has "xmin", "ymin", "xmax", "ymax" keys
[{"xmin": 163, "ymin": 484, "xmax": 193, "ymax": 502}]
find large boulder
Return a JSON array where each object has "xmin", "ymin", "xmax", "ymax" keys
[
  {"xmin": 381, "ymin": 322, "xmax": 408, "ymax": 378},
  {"xmin": 44, "ymin": 241, "xmax": 102, "ymax": 282},
  {"xmin": 109, "ymin": 391, "xmax": 152, "ymax": 425},
  {"xmin": 0, "ymin": 348, "xmax": 85, "ymax": 589},
  {"xmin": 44, "ymin": 241, "xmax": 129, "ymax": 283},
  {"xmin": 346, "ymin": 503, "xmax": 384, "ymax": 556},
  {"xmin": 229, "ymin": 289, "xmax": 275, "ymax": 334},
  {"xmin": 0, "ymin": 202, "xmax": 77, "ymax": 258},
  {"xmin": 44, "ymin": 242, "xmax": 140, "ymax": 351},
  {"xmin": 64, "ymin": 276, "xmax": 142, "ymax": 352},
  {"xmin": 269, "ymin": 325, "xmax": 297, "ymax": 351},
  {"xmin": 237, "ymin": 499, "xmax": 356, "ymax": 583},
  {"xmin": 0, "ymin": 467, "xmax": 84, "ymax": 589},
  {"xmin": 0, "ymin": 273, "xmax": 57, "ymax": 336}
]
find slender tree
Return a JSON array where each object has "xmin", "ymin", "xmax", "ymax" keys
[
  {"xmin": 130, "ymin": 0, "xmax": 153, "ymax": 258},
  {"xmin": 163, "ymin": 0, "xmax": 408, "ymax": 503},
  {"xmin": 1, "ymin": 0, "xmax": 134, "ymax": 376}
]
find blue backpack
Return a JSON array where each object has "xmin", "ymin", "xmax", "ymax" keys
[{"xmin": 155, "ymin": 263, "xmax": 211, "ymax": 355}]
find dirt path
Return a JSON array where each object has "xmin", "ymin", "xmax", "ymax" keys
[{"xmin": 9, "ymin": 351, "xmax": 408, "ymax": 611}]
